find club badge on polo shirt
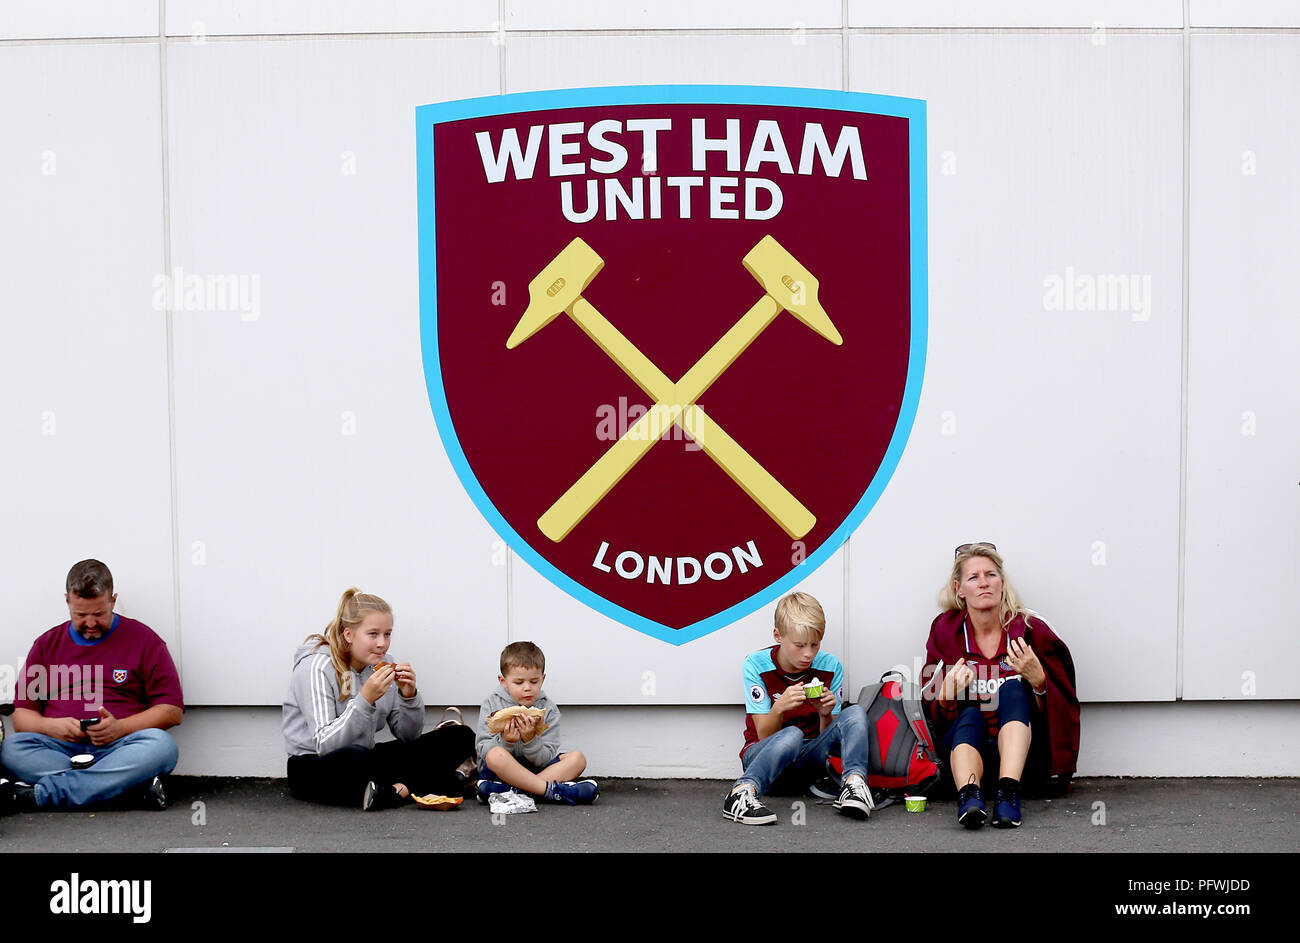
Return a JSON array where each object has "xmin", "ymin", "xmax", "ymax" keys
[{"xmin": 113, "ymin": 669, "xmax": 128, "ymax": 684}]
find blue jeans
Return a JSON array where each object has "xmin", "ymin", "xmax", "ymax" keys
[
  {"xmin": 736, "ymin": 705, "xmax": 869, "ymax": 795},
  {"xmin": 0, "ymin": 730, "xmax": 179, "ymax": 810}
]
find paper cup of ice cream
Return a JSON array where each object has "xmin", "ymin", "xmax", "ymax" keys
[
  {"xmin": 803, "ymin": 679, "xmax": 825, "ymax": 699},
  {"xmin": 905, "ymin": 795, "xmax": 926, "ymax": 812}
]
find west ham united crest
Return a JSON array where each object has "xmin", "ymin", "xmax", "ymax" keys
[{"xmin": 417, "ymin": 86, "xmax": 926, "ymax": 644}]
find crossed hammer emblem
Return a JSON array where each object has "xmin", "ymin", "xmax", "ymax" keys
[{"xmin": 507, "ymin": 235, "xmax": 842, "ymax": 543}]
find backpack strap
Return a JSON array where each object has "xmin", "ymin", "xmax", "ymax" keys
[{"xmin": 897, "ymin": 678, "xmax": 942, "ymax": 765}]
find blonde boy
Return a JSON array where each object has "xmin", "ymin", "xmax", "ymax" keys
[
  {"xmin": 723, "ymin": 592, "xmax": 873, "ymax": 825},
  {"xmin": 474, "ymin": 641, "xmax": 598, "ymax": 805}
]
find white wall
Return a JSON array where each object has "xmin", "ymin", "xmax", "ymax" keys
[{"xmin": 2, "ymin": 2, "xmax": 1297, "ymax": 775}]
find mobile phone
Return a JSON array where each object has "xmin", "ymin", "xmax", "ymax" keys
[{"xmin": 80, "ymin": 717, "xmax": 100, "ymax": 730}]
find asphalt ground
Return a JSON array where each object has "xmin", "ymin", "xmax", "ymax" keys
[{"xmin": 3, "ymin": 776, "xmax": 1295, "ymax": 854}]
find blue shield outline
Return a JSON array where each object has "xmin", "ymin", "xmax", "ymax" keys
[{"xmin": 417, "ymin": 84, "xmax": 927, "ymax": 645}]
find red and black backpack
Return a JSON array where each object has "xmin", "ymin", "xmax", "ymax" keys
[{"xmin": 829, "ymin": 671, "xmax": 942, "ymax": 804}]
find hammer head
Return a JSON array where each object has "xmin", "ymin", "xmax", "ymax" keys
[
  {"xmin": 507, "ymin": 237, "xmax": 604, "ymax": 349},
  {"xmin": 742, "ymin": 235, "xmax": 842, "ymax": 345}
]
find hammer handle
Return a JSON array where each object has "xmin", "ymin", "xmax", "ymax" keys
[
  {"xmin": 682, "ymin": 406, "xmax": 815, "ymax": 539},
  {"xmin": 539, "ymin": 403, "xmax": 681, "ymax": 542}
]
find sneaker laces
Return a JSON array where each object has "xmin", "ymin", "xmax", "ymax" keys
[
  {"xmin": 849, "ymin": 778, "xmax": 874, "ymax": 810},
  {"xmin": 731, "ymin": 788, "xmax": 761, "ymax": 815}
]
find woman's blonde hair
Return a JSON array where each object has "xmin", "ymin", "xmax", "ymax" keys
[
  {"xmin": 303, "ymin": 587, "xmax": 392, "ymax": 702},
  {"xmin": 938, "ymin": 545, "xmax": 1028, "ymax": 629}
]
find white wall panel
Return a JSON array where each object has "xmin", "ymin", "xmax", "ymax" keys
[
  {"xmin": 505, "ymin": 32, "xmax": 841, "ymax": 93},
  {"xmin": 505, "ymin": 1, "xmax": 842, "ymax": 31},
  {"xmin": 0, "ymin": 43, "xmax": 175, "ymax": 673},
  {"xmin": 165, "ymin": 37, "xmax": 501, "ymax": 704},
  {"xmin": 165, "ymin": 0, "xmax": 496, "ymax": 36},
  {"xmin": 1190, "ymin": 1, "xmax": 1300, "ymax": 27},
  {"xmin": 848, "ymin": 1, "xmax": 1181, "ymax": 29},
  {"xmin": 1184, "ymin": 34, "xmax": 1300, "ymax": 700},
  {"xmin": 0, "ymin": 0, "xmax": 157, "ymax": 40},
  {"xmin": 509, "ymin": 548, "xmax": 847, "ymax": 704},
  {"xmin": 846, "ymin": 33, "xmax": 1184, "ymax": 702}
]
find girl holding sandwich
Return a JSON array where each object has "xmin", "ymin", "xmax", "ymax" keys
[{"xmin": 282, "ymin": 587, "xmax": 474, "ymax": 810}]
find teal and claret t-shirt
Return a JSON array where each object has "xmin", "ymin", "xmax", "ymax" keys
[{"xmin": 739, "ymin": 645, "xmax": 844, "ymax": 757}]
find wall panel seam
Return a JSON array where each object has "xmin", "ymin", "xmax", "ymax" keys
[{"xmin": 157, "ymin": 1, "xmax": 183, "ymax": 672}]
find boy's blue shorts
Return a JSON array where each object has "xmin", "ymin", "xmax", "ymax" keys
[{"xmin": 479, "ymin": 753, "xmax": 565, "ymax": 782}]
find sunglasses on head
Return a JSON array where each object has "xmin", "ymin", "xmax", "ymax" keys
[{"xmin": 954, "ymin": 542, "xmax": 997, "ymax": 558}]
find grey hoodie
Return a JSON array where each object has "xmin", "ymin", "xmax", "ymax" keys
[
  {"xmin": 283, "ymin": 643, "xmax": 425, "ymax": 756},
  {"xmin": 474, "ymin": 684, "xmax": 561, "ymax": 767}
]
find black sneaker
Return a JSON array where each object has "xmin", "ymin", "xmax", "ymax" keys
[
  {"xmin": 808, "ymin": 775, "xmax": 840, "ymax": 800},
  {"xmin": 722, "ymin": 787, "xmax": 776, "ymax": 825},
  {"xmin": 362, "ymin": 781, "xmax": 408, "ymax": 812},
  {"xmin": 0, "ymin": 779, "xmax": 34, "ymax": 816},
  {"xmin": 142, "ymin": 776, "xmax": 167, "ymax": 811},
  {"xmin": 833, "ymin": 777, "xmax": 874, "ymax": 820}
]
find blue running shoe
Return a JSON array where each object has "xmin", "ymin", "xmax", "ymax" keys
[
  {"xmin": 956, "ymin": 784, "xmax": 987, "ymax": 829},
  {"xmin": 544, "ymin": 779, "xmax": 600, "ymax": 805},
  {"xmin": 991, "ymin": 787, "xmax": 1022, "ymax": 828},
  {"xmin": 476, "ymin": 778, "xmax": 514, "ymax": 805}
]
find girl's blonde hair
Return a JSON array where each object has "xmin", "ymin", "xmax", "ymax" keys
[
  {"xmin": 938, "ymin": 545, "xmax": 1028, "ymax": 629},
  {"xmin": 303, "ymin": 587, "xmax": 392, "ymax": 702}
]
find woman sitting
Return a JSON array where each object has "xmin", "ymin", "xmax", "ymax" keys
[{"xmin": 923, "ymin": 543, "xmax": 1079, "ymax": 829}]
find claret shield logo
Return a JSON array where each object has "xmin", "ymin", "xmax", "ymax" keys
[{"xmin": 417, "ymin": 86, "xmax": 926, "ymax": 644}]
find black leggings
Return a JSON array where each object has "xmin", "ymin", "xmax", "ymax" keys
[{"xmin": 287, "ymin": 725, "xmax": 475, "ymax": 806}]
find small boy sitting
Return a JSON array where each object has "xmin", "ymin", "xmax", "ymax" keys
[
  {"xmin": 724, "ymin": 591, "xmax": 873, "ymax": 825},
  {"xmin": 474, "ymin": 641, "xmax": 598, "ymax": 805}
]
